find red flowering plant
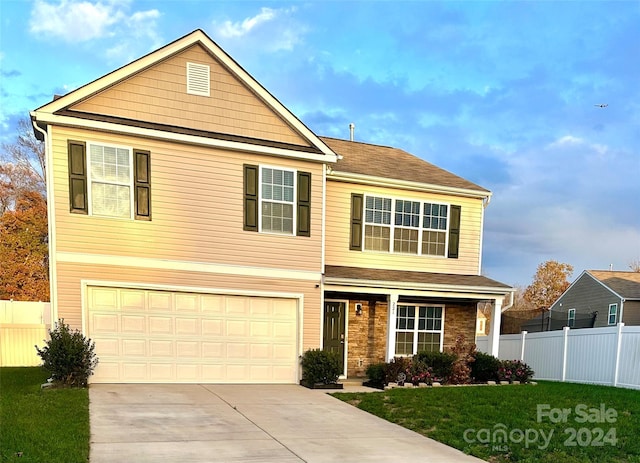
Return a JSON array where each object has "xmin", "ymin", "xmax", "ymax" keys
[
  {"xmin": 406, "ymin": 359, "xmax": 442, "ymax": 386},
  {"xmin": 498, "ymin": 360, "xmax": 534, "ymax": 383}
]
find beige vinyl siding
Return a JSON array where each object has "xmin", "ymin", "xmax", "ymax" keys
[
  {"xmin": 71, "ymin": 44, "xmax": 308, "ymax": 147},
  {"xmin": 55, "ymin": 261, "xmax": 321, "ymax": 352},
  {"xmin": 50, "ymin": 126, "xmax": 323, "ymax": 272},
  {"xmin": 325, "ymin": 180, "xmax": 482, "ymax": 274}
]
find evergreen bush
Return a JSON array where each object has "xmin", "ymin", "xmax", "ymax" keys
[
  {"xmin": 300, "ymin": 349, "xmax": 341, "ymax": 385},
  {"xmin": 472, "ymin": 352, "xmax": 502, "ymax": 382},
  {"xmin": 364, "ymin": 362, "xmax": 387, "ymax": 388},
  {"xmin": 414, "ymin": 350, "xmax": 456, "ymax": 381},
  {"xmin": 35, "ymin": 319, "xmax": 98, "ymax": 387}
]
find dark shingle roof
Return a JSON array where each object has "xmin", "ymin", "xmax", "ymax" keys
[
  {"xmin": 325, "ymin": 265, "xmax": 511, "ymax": 290},
  {"xmin": 589, "ymin": 271, "xmax": 640, "ymax": 299},
  {"xmin": 320, "ymin": 136, "xmax": 489, "ymax": 193}
]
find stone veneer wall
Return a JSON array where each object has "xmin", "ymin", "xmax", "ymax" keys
[
  {"xmin": 346, "ymin": 300, "xmax": 388, "ymax": 378},
  {"xmin": 443, "ymin": 303, "xmax": 477, "ymax": 351}
]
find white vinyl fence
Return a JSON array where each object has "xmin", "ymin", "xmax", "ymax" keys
[
  {"xmin": 476, "ymin": 324, "xmax": 640, "ymax": 390},
  {"xmin": 0, "ymin": 300, "xmax": 51, "ymax": 367}
]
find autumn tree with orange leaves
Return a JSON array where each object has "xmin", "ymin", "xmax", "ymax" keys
[
  {"xmin": 523, "ymin": 260, "xmax": 573, "ymax": 310},
  {"xmin": 0, "ymin": 191, "xmax": 49, "ymax": 300},
  {"xmin": 1, "ymin": 118, "xmax": 49, "ymax": 301}
]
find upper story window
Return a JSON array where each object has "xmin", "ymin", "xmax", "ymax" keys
[
  {"xmin": 260, "ymin": 167, "xmax": 295, "ymax": 234},
  {"xmin": 360, "ymin": 195, "xmax": 455, "ymax": 257},
  {"xmin": 67, "ymin": 140, "xmax": 151, "ymax": 221},
  {"xmin": 608, "ymin": 303, "xmax": 617, "ymax": 325},
  {"xmin": 364, "ymin": 196, "xmax": 391, "ymax": 251},
  {"xmin": 567, "ymin": 308, "xmax": 576, "ymax": 328},
  {"xmin": 422, "ymin": 203, "xmax": 448, "ymax": 256},
  {"xmin": 243, "ymin": 164, "xmax": 311, "ymax": 237},
  {"xmin": 88, "ymin": 143, "xmax": 132, "ymax": 218}
]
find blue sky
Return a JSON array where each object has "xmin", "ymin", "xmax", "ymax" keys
[{"xmin": 1, "ymin": 0, "xmax": 639, "ymax": 287}]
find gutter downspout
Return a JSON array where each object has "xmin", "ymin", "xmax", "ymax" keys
[
  {"xmin": 478, "ymin": 194, "xmax": 491, "ymax": 278},
  {"xmin": 31, "ymin": 116, "xmax": 58, "ymax": 328}
]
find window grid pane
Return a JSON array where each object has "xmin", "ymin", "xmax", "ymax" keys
[
  {"xmin": 422, "ymin": 230, "xmax": 446, "ymax": 256},
  {"xmin": 393, "ymin": 228, "xmax": 418, "ymax": 254},
  {"xmin": 91, "ymin": 183, "xmax": 131, "ymax": 218},
  {"xmin": 423, "ymin": 203, "xmax": 448, "ymax": 230},
  {"xmin": 261, "ymin": 202, "xmax": 293, "ymax": 234},
  {"xmin": 364, "ymin": 225, "xmax": 390, "ymax": 251},
  {"xmin": 365, "ymin": 196, "xmax": 391, "ymax": 225},
  {"xmin": 417, "ymin": 332, "xmax": 441, "ymax": 353},
  {"xmin": 395, "ymin": 331, "xmax": 414, "ymax": 356},
  {"xmin": 395, "ymin": 200, "xmax": 420, "ymax": 227}
]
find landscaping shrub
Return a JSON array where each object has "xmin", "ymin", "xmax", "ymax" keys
[
  {"xmin": 300, "ymin": 349, "xmax": 341, "ymax": 385},
  {"xmin": 447, "ymin": 335, "xmax": 475, "ymax": 385},
  {"xmin": 498, "ymin": 359, "xmax": 535, "ymax": 383},
  {"xmin": 471, "ymin": 351, "xmax": 502, "ymax": 382},
  {"xmin": 413, "ymin": 350, "xmax": 456, "ymax": 381},
  {"xmin": 406, "ymin": 359, "xmax": 441, "ymax": 385},
  {"xmin": 364, "ymin": 362, "xmax": 387, "ymax": 388},
  {"xmin": 385, "ymin": 356, "xmax": 412, "ymax": 384},
  {"xmin": 35, "ymin": 319, "xmax": 98, "ymax": 387}
]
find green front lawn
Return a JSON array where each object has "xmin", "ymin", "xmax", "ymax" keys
[
  {"xmin": 0, "ymin": 367, "xmax": 90, "ymax": 463},
  {"xmin": 334, "ymin": 381, "xmax": 640, "ymax": 463}
]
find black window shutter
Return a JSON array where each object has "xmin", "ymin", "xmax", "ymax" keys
[
  {"xmin": 243, "ymin": 164, "xmax": 259, "ymax": 231},
  {"xmin": 134, "ymin": 149, "xmax": 151, "ymax": 220},
  {"xmin": 68, "ymin": 140, "xmax": 87, "ymax": 214},
  {"xmin": 448, "ymin": 205, "xmax": 461, "ymax": 258},
  {"xmin": 350, "ymin": 193, "xmax": 363, "ymax": 250},
  {"xmin": 297, "ymin": 171, "xmax": 311, "ymax": 237}
]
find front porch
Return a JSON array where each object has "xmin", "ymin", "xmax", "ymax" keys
[{"xmin": 322, "ymin": 265, "xmax": 513, "ymax": 379}]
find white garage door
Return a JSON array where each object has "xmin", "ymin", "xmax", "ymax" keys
[{"xmin": 86, "ymin": 286, "xmax": 298, "ymax": 383}]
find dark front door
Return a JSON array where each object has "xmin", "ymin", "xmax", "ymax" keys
[{"xmin": 323, "ymin": 301, "xmax": 346, "ymax": 373}]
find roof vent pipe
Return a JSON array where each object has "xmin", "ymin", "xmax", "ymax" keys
[{"xmin": 349, "ymin": 122, "xmax": 355, "ymax": 141}]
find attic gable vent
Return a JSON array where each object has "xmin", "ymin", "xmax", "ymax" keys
[{"xmin": 186, "ymin": 62, "xmax": 210, "ymax": 96}]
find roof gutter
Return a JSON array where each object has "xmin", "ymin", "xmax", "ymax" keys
[
  {"xmin": 31, "ymin": 111, "xmax": 338, "ymax": 164},
  {"xmin": 324, "ymin": 276, "xmax": 512, "ymax": 295},
  {"xmin": 328, "ymin": 170, "xmax": 491, "ymax": 200}
]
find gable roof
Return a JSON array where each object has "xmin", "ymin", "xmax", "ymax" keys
[
  {"xmin": 32, "ymin": 29, "xmax": 337, "ymax": 162},
  {"xmin": 588, "ymin": 270, "xmax": 640, "ymax": 300},
  {"xmin": 321, "ymin": 137, "xmax": 490, "ymax": 196}
]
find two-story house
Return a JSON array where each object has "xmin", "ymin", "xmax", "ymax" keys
[
  {"xmin": 545, "ymin": 270, "xmax": 640, "ymax": 330},
  {"xmin": 31, "ymin": 29, "xmax": 512, "ymax": 383}
]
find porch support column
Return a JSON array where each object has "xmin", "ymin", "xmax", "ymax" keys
[
  {"xmin": 386, "ymin": 292, "xmax": 399, "ymax": 361},
  {"xmin": 488, "ymin": 297, "xmax": 503, "ymax": 357}
]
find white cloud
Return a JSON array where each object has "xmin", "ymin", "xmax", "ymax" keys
[
  {"xmin": 30, "ymin": 0, "xmax": 122, "ymax": 42},
  {"xmin": 217, "ymin": 7, "xmax": 276, "ymax": 38},
  {"xmin": 213, "ymin": 7, "xmax": 306, "ymax": 52},
  {"xmin": 548, "ymin": 134, "xmax": 583, "ymax": 148},
  {"xmin": 29, "ymin": 0, "xmax": 161, "ymax": 50}
]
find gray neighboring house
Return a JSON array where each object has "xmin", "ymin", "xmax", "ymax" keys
[{"xmin": 547, "ymin": 270, "xmax": 640, "ymax": 329}]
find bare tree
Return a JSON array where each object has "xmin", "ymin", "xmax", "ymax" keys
[
  {"xmin": 629, "ymin": 259, "xmax": 640, "ymax": 273},
  {"xmin": 0, "ymin": 118, "xmax": 46, "ymax": 213}
]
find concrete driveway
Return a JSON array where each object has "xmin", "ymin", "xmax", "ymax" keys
[{"xmin": 89, "ymin": 384, "xmax": 484, "ymax": 463}]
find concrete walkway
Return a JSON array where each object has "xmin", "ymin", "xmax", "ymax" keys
[{"xmin": 89, "ymin": 384, "xmax": 484, "ymax": 462}]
